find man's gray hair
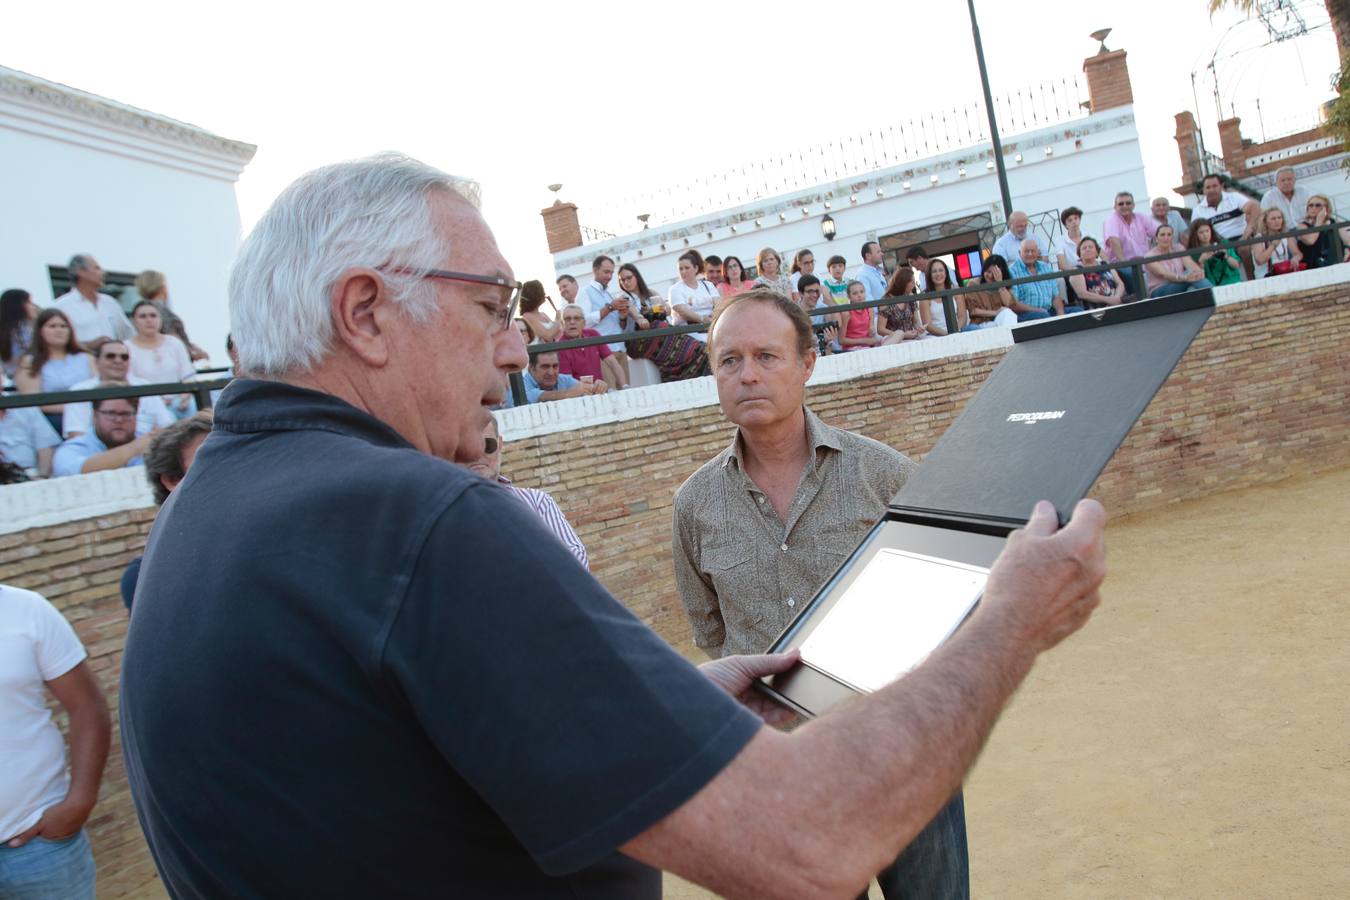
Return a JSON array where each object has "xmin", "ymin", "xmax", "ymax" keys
[
  {"xmin": 229, "ymin": 152, "xmax": 480, "ymax": 376},
  {"xmin": 1275, "ymin": 165, "xmax": 1296, "ymax": 178},
  {"xmin": 561, "ymin": 303, "xmax": 585, "ymax": 317},
  {"xmin": 68, "ymin": 254, "xmax": 94, "ymax": 278}
]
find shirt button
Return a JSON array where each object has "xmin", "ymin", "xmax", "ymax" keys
[
  {"xmin": 787, "ymin": 597, "xmax": 796, "ymax": 607},
  {"xmin": 780, "ymin": 543, "xmax": 788, "ymax": 552}
]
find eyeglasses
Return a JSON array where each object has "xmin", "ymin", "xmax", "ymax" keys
[
  {"xmin": 381, "ymin": 267, "xmax": 522, "ymax": 333},
  {"xmin": 1308, "ymin": 202, "xmax": 1327, "ymax": 209},
  {"xmin": 95, "ymin": 410, "xmax": 136, "ymax": 421},
  {"xmin": 100, "ymin": 352, "xmax": 130, "ymax": 361}
]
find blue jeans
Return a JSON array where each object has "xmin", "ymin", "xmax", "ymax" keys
[
  {"xmin": 1149, "ymin": 278, "xmax": 1214, "ymax": 298},
  {"xmin": 871, "ymin": 791, "xmax": 969, "ymax": 899},
  {"xmin": 1016, "ymin": 309, "xmax": 1050, "ymax": 322},
  {"xmin": 0, "ymin": 830, "xmax": 95, "ymax": 899}
]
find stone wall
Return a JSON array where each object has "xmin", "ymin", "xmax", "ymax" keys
[{"xmin": 1, "ymin": 274, "xmax": 1345, "ymax": 897}]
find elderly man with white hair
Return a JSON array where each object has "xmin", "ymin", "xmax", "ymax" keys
[
  {"xmin": 1008, "ymin": 238, "xmax": 1079, "ymax": 320},
  {"xmin": 1260, "ymin": 166, "xmax": 1311, "ymax": 229},
  {"xmin": 990, "ymin": 210, "xmax": 1050, "ymax": 263},
  {"xmin": 120, "ymin": 153, "xmax": 1108, "ymax": 899}
]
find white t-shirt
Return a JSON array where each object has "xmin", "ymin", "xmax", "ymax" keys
[
  {"xmin": 128, "ymin": 335, "xmax": 195, "ymax": 387},
  {"xmin": 668, "ymin": 280, "xmax": 720, "ymax": 343},
  {"xmin": 1191, "ymin": 191, "xmax": 1249, "ymax": 240},
  {"xmin": 1260, "ymin": 185, "xmax": 1311, "ymax": 232},
  {"xmin": 1056, "ymin": 233, "xmax": 1082, "ymax": 269},
  {"xmin": 62, "ymin": 375, "xmax": 176, "ymax": 438},
  {"xmin": 0, "ymin": 585, "xmax": 87, "ymax": 842},
  {"xmin": 52, "ymin": 291, "xmax": 134, "ymax": 344}
]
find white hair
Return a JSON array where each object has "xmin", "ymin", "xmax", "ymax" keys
[
  {"xmin": 229, "ymin": 152, "xmax": 480, "ymax": 376},
  {"xmin": 561, "ymin": 303, "xmax": 585, "ymax": 317}
]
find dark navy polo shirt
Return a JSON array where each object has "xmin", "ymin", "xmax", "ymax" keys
[{"xmin": 120, "ymin": 379, "xmax": 759, "ymax": 899}]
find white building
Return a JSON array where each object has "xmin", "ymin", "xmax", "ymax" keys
[
  {"xmin": 0, "ymin": 65, "xmax": 255, "ymax": 363},
  {"xmin": 544, "ymin": 47, "xmax": 1147, "ymax": 295}
]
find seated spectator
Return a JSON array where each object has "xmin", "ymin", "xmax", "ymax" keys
[
  {"xmin": 1260, "ymin": 167, "xmax": 1311, "ymax": 230},
  {"xmin": 62, "ymin": 339, "xmax": 175, "ymax": 438},
  {"xmin": 992, "ymin": 211, "xmax": 1050, "ymax": 262},
  {"xmin": 717, "ymin": 256, "xmax": 755, "ymax": 297},
  {"xmin": 789, "ymin": 249, "xmax": 816, "ymax": 306},
  {"xmin": 1149, "ymin": 198, "xmax": 1189, "ymax": 242},
  {"xmin": 878, "ymin": 266, "xmax": 926, "ymax": 342},
  {"xmin": 751, "ymin": 247, "xmax": 792, "ymax": 297},
  {"xmin": 905, "ymin": 247, "xmax": 930, "ymax": 290},
  {"xmin": 556, "ymin": 304, "xmax": 627, "ymax": 388},
  {"xmin": 520, "ymin": 280, "xmax": 561, "ymax": 342},
  {"xmin": 919, "ymin": 260, "xmax": 970, "ymax": 335},
  {"xmin": 1191, "ymin": 174, "xmax": 1261, "ymax": 242},
  {"xmin": 1055, "ymin": 207, "xmax": 1086, "ymax": 271},
  {"xmin": 52, "ymin": 397, "xmax": 155, "ymax": 476},
  {"xmin": 514, "ymin": 317, "xmax": 535, "ymax": 344},
  {"xmin": 135, "ymin": 270, "xmax": 208, "ymax": 361},
  {"xmin": 615, "ymin": 263, "xmax": 710, "ymax": 383},
  {"xmin": 1009, "ymin": 240, "xmax": 1079, "ymax": 319},
  {"xmin": 1068, "ymin": 239, "xmax": 1126, "ymax": 306},
  {"xmin": 1295, "ymin": 194, "xmax": 1350, "ymax": 269},
  {"xmin": 522, "ymin": 351, "xmax": 609, "ymax": 403},
  {"xmin": 963, "ymin": 254, "xmax": 1021, "ymax": 328},
  {"xmin": 1252, "ymin": 208, "xmax": 1303, "ymax": 278},
  {"xmin": 1102, "ymin": 192, "xmax": 1154, "ymax": 299},
  {"xmin": 1, "ymin": 288, "xmax": 38, "ymax": 381},
  {"xmin": 703, "ymin": 254, "xmax": 723, "ymax": 286},
  {"xmin": 1144, "ymin": 226, "xmax": 1214, "ymax": 297},
  {"xmin": 128, "ymin": 301, "xmax": 196, "ymax": 418},
  {"xmin": 837, "ymin": 281, "xmax": 882, "ymax": 350},
  {"xmin": 14, "ymin": 309, "xmax": 94, "ymax": 434},
  {"xmin": 121, "ymin": 411, "xmax": 214, "ymax": 610},
  {"xmin": 798, "ymin": 276, "xmax": 844, "ymax": 353},
  {"xmin": 821, "ymin": 255, "xmax": 850, "ymax": 300},
  {"xmin": 669, "ymin": 250, "xmax": 720, "ymax": 342},
  {"xmin": 1185, "ymin": 220, "xmax": 1243, "ymax": 286},
  {"xmin": 463, "ymin": 417, "xmax": 589, "ymax": 569},
  {"xmin": 53, "ymin": 253, "xmax": 134, "ymax": 349},
  {"xmin": 0, "ymin": 403, "xmax": 61, "ymax": 478}
]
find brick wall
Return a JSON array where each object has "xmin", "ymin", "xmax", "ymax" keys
[
  {"xmin": 1083, "ymin": 49, "xmax": 1134, "ymax": 113},
  {"xmin": 1, "ymin": 283, "xmax": 1345, "ymax": 897}
]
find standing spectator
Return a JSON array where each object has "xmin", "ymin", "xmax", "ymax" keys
[
  {"xmin": 52, "ymin": 396, "xmax": 156, "ymax": 476},
  {"xmin": 520, "ymin": 280, "xmax": 561, "ymax": 342},
  {"xmin": 1185, "ymin": 221, "xmax": 1243, "ymax": 286},
  {"xmin": 1144, "ymin": 226, "xmax": 1214, "ymax": 297},
  {"xmin": 1294, "ymin": 194, "xmax": 1350, "ymax": 269},
  {"xmin": 617, "ymin": 263, "xmax": 710, "ymax": 382},
  {"xmin": 1055, "ymin": 207, "xmax": 1087, "ymax": 271},
  {"xmin": 855, "ymin": 241, "xmax": 888, "ymax": 301},
  {"xmin": 669, "ymin": 251, "xmax": 721, "ymax": 342},
  {"xmin": 0, "ymin": 404, "xmax": 61, "ymax": 478},
  {"xmin": 52, "ymin": 254, "xmax": 134, "ymax": 350},
  {"xmin": 991, "ymin": 211, "xmax": 1050, "ymax": 262},
  {"xmin": 1149, "ymin": 198, "xmax": 1189, "ymax": 242},
  {"xmin": 579, "ymin": 255, "xmax": 632, "ymax": 380},
  {"xmin": 905, "ymin": 247, "xmax": 930, "ymax": 290},
  {"xmin": 718, "ymin": 256, "xmax": 753, "ymax": 297},
  {"xmin": 62, "ymin": 339, "xmax": 175, "ymax": 438},
  {"xmin": 464, "ymin": 418, "xmax": 589, "ymax": 569},
  {"xmin": 821, "ymin": 254, "xmax": 850, "ymax": 300},
  {"xmin": 14, "ymin": 309, "xmax": 94, "ymax": 434},
  {"xmin": 918, "ymin": 260, "xmax": 969, "ymax": 336},
  {"xmin": 555, "ymin": 274, "xmax": 580, "ymax": 305},
  {"xmin": 837, "ymin": 281, "xmax": 882, "ymax": 350},
  {"xmin": 134, "ymin": 270, "xmax": 208, "ymax": 361},
  {"xmin": 963, "ymin": 254, "xmax": 1021, "ymax": 329},
  {"xmin": 522, "ymin": 350, "xmax": 609, "ymax": 403},
  {"xmin": 0, "ymin": 584, "xmax": 110, "ymax": 900},
  {"xmin": 1260, "ymin": 167, "xmax": 1311, "ymax": 229},
  {"xmin": 788, "ymin": 249, "xmax": 816, "ymax": 305},
  {"xmin": 1252, "ymin": 209, "xmax": 1303, "ymax": 278},
  {"xmin": 121, "ymin": 411, "xmax": 214, "ymax": 609},
  {"xmin": 1, "ymin": 288, "xmax": 38, "ymax": 381},
  {"xmin": 128, "ymin": 301, "xmax": 197, "ymax": 418},
  {"xmin": 556, "ymin": 304, "xmax": 627, "ymax": 388},
  {"xmin": 878, "ymin": 266, "xmax": 925, "ymax": 342},
  {"xmin": 1102, "ymin": 192, "xmax": 1154, "ymax": 299},
  {"xmin": 751, "ymin": 247, "xmax": 792, "ymax": 297},
  {"xmin": 703, "ymin": 255, "xmax": 723, "ymax": 286},
  {"xmin": 1009, "ymin": 240, "xmax": 1076, "ymax": 319},
  {"xmin": 1067, "ymin": 239, "xmax": 1126, "ymax": 306},
  {"xmin": 1191, "ymin": 175, "xmax": 1261, "ymax": 277}
]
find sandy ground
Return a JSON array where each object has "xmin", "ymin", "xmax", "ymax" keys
[{"xmin": 667, "ymin": 467, "xmax": 1350, "ymax": 899}]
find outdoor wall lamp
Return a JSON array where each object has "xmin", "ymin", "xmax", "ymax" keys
[{"xmin": 820, "ymin": 214, "xmax": 837, "ymax": 241}]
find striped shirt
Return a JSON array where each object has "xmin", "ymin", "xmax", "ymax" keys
[
  {"xmin": 497, "ymin": 476, "xmax": 588, "ymax": 569},
  {"xmin": 672, "ymin": 408, "xmax": 916, "ymax": 657}
]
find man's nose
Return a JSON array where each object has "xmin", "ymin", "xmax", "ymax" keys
[{"xmin": 498, "ymin": 328, "xmax": 529, "ymax": 374}]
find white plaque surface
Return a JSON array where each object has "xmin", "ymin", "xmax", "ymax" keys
[{"xmin": 798, "ymin": 549, "xmax": 988, "ymax": 693}]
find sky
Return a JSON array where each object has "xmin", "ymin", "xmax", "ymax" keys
[{"xmin": 3, "ymin": 0, "xmax": 1340, "ymax": 284}]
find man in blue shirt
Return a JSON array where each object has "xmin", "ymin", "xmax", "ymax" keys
[
  {"xmin": 522, "ymin": 350, "xmax": 607, "ymax": 403},
  {"xmin": 855, "ymin": 241, "xmax": 889, "ymax": 301},
  {"xmin": 0, "ymin": 405, "xmax": 61, "ymax": 477},
  {"xmin": 120, "ymin": 153, "xmax": 1108, "ymax": 900},
  {"xmin": 1008, "ymin": 239, "xmax": 1081, "ymax": 321},
  {"xmin": 51, "ymin": 397, "xmax": 151, "ymax": 477}
]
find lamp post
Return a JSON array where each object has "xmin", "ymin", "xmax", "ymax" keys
[{"xmin": 967, "ymin": 0, "xmax": 1013, "ymax": 220}]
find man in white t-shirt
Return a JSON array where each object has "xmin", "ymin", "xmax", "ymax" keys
[
  {"xmin": 52, "ymin": 254, "xmax": 134, "ymax": 351},
  {"xmin": 0, "ymin": 585, "xmax": 110, "ymax": 898},
  {"xmin": 1191, "ymin": 174, "xmax": 1259, "ymax": 241},
  {"xmin": 61, "ymin": 339, "xmax": 175, "ymax": 438},
  {"xmin": 1259, "ymin": 167, "xmax": 1311, "ymax": 230}
]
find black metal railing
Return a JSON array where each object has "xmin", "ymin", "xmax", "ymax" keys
[{"xmin": 0, "ymin": 378, "xmax": 231, "ymax": 413}]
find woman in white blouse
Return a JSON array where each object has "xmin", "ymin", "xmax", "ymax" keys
[
  {"xmin": 128, "ymin": 301, "xmax": 196, "ymax": 415},
  {"xmin": 668, "ymin": 251, "xmax": 720, "ymax": 343}
]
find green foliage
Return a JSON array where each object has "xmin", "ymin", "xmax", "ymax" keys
[{"xmin": 1326, "ymin": 62, "xmax": 1350, "ymax": 169}]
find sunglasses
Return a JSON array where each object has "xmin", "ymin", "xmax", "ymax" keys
[{"xmin": 101, "ymin": 352, "xmax": 130, "ymax": 361}]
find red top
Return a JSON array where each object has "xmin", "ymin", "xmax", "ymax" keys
[{"xmin": 557, "ymin": 328, "xmax": 612, "ymax": 381}]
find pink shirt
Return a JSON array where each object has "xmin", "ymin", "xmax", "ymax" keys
[
  {"xmin": 557, "ymin": 328, "xmax": 612, "ymax": 381},
  {"xmin": 841, "ymin": 308, "xmax": 872, "ymax": 351},
  {"xmin": 1102, "ymin": 212, "xmax": 1157, "ymax": 262}
]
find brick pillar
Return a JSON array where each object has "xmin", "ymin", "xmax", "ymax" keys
[
  {"xmin": 1174, "ymin": 111, "xmax": 1204, "ymax": 188},
  {"xmin": 1217, "ymin": 118, "xmax": 1246, "ymax": 173},
  {"xmin": 541, "ymin": 201, "xmax": 582, "ymax": 254},
  {"xmin": 1082, "ymin": 49, "xmax": 1134, "ymax": 112}
]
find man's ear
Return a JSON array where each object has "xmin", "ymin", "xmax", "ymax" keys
[
  {"xmin": 329, "ymin": 269, "xmax": 391, "ymax": 367},
  {"xmin": 801, "ymin": 345, "xmax": 817, "ymax": 383}
]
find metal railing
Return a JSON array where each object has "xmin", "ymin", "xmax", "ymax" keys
[{"xmin": 0, "ymin": 378, "xmax": 231, "ymax": 413}]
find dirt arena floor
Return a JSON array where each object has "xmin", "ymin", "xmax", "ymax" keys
[{"xmin": 667, "ymin": 466, "xmax": 1350, "ymax": 899}]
